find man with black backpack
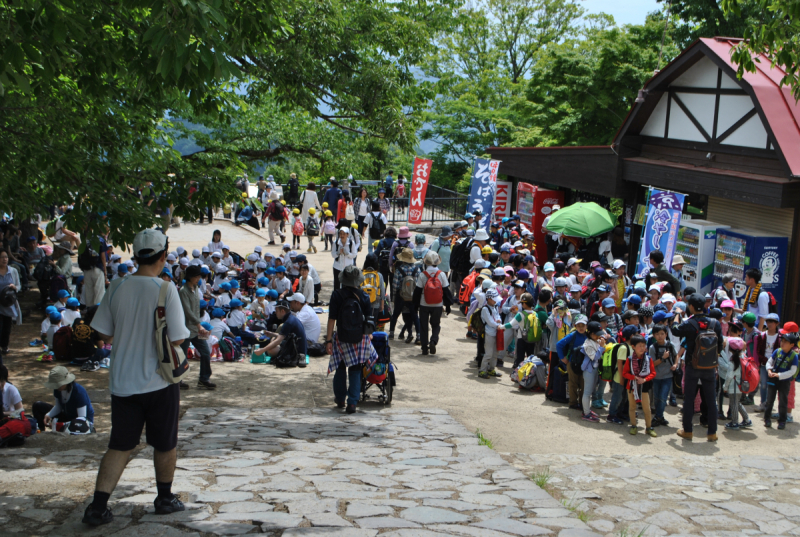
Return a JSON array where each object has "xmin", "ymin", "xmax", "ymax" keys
[
  {"xmin": 363, "ymin": 201, "xmax": 388, "ymax": 255},
  {"xmin": 325, "ymin": 266, "xmax": 377, "ymax": 414},
  {"xmin": 265, "ymin": 192, "xmax": 287, "ymax": 245},
  {"xmin": 671, "ymin": 292, "xmax": 723, "ymax": 442}
]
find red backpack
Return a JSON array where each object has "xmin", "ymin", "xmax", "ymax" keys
[
  {"xmin": 52, "ymin": 326, "xmax": 73, "ymax": 361},
  {"xmin": 739, "ymin": 355, "xmax": 760, "ymax": 394},
  {"xmin": 423, "ymin": 270, "xmax": 443, "ymax": 304},
  {"xmin": 292, "ymin": 218, "xmax": 304, "ymax": 236}
]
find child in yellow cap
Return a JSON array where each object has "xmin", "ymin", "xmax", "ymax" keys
[
  {"xmin": 306, "ymin": 208, "xmax": 320, "ymax": 254},
  {"xmin": 323, "ymin": 210, "xmax": 336, "ymax": 250}
]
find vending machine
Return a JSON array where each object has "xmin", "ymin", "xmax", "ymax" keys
[
  {"xmin": 516, "ymin": 183, "xmax": 563, "ymax": 267},
  {"xmin": 713, "ymin": 228, "xmax": 788, "ymax": 312},
  {"xmin": 674, "ymin": 220, "xmax": 729, "ymax": 294}
]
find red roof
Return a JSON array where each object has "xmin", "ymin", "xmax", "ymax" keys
[{"xmin": 701, "ymin": 37, "xmax": 800, "ymax": 176}]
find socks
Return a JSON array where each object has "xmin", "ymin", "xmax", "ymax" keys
[
  {"xmin": 156, "ymin": 481, "xmax": 173, "ymax": 500},
  {"xmin": 92, "ymin": 491, "xmax": 110, "ymax": 511}
]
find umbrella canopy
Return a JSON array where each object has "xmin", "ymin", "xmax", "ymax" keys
[{"xmin": 544, "ymin": 202, "xmax": 617, "ymax": 238}]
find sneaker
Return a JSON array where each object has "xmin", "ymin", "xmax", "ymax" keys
[
  {"xmin": 725, "ymin": 422, "xmax": 740, "ymax": 430},
  {"xmin": 707, "ymin": 434, "xmax": 718, "ymax": 442},
  {"xmin": 405, "ymin": 334, "xmax": 413, "ymax": 344},
  {"xmin": 487, "ymin": 369, "xmax": 502, "ymax": 378},
  {"xmin": 756, "ymin": 403, "xmax": 766, "ymax": 412},
  {"xmin": 335, "ymin": 400, "xmax": 345, "ymax": 408},
  {"xmin": 429, "ymin": 343, "xmax": 436, "ymax": 355},
  {"xmin": 414, "ymin": 336, "xmax": 421, "ymax": 345},
  {"xmin": 740, "ymin": 419, "xmax": 753, "ymax": 428},
  {"xmin": 589, "ymin": 411, "xmax": 599, "ymax": 418},
  {"xmin": 591, "ymin": 401, "xmax": 605, "ymax": 409},
  {"xmin": 313, "ymin": 247, "xmax": 318, "ymax": 254},
  {"xmin": 85, "ymin": 361, "xmax": 100, "ymax": 372},
  {"xmin": 154, "ymin": 495, "xmax": 185, "ymax": 515},
  {"xmin": 629, "ymin": 426, "xmax": 638, "ymax": 435},
  {"xmin": 778, "ymin": 422, "xmax": 786, "ymax": 430},
  {"xmin": 668, "ymin": 400, "xmax": 678, "ymax": 407},
  {"xmin": 647, "ymin": 427, "xmax": 657, "ymax": 438},
  {"xmin": 765, "ymin": 419, "xmax": 772, "ymax": 428},
  {"xmin": 388, "ymin": 332, "xmax": 395, "ymax": 340},
  {"xmin": 179, "ymin": 380, "xmax": 189, "ymax": 390},
  {"xmin": 478, "ymin": 371, "xmax": 489, "ymax": 379},
  {"xmin": 606, "ymin": 416, "xmax": 623, "ymax": 425},
  {"xmin": 42, "ymin": 354, "xmax": 54, "ymax": 363},
  {"xmin": 82, "ymin": 505, "xmax": 113, "ymax": 526},
  {"xmin": 346, "ymin": 404, "xmax": 357, "ymax": 414},
  {"xmin": 771, "ymin": 413, "xmax": 794, "ymax": 422},
  {"xmin": 582, "ymin": 413, "xmax": 599, "ymax": 423},
  {"xmin": 421, "ymin": 348, "xmax": 429, "ymax": 356},
  {"xmin": 496, "ymin": 359, "xmax": 504, "ymax": 368},
  {"xmin": 197, "ymin": 380, "xmax": 217, "ymax": 390},
  {"xmin": 569, "ymin": 403, "xmax": 582, "ymax": 410}
]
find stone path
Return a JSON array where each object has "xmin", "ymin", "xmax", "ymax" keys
[
  {"xmin": 1, "ymin": 408, "xmax": 591, "ymax": 536},
  {"xmin": 510, "ymin": 452, "xmax": 800, "ymax": 537}
]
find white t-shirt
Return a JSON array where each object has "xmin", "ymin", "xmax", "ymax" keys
[
  {"xmin": 294, "ymin": 304, "xmax": 321, "ymax": 342},
  {"xmin": 416, "ymin": 266, "xmax": 450, "ymax": 307},
  {"xmin": 747, "ymin": 290, "xmax": 771, "ymax": 325},
  {"xmin": 209, "ymin": 318, "xmax": 229, "ymax": 341},
  {"xmin": 227, "ymin": 309, "xmax": 247, "ymax": 328},
  {"xmin": 62, "ymin": 309, "xmax": 81, "ymax": 327},
  {"xmin": 92, "ymin": 276, "xmax": 190, "ymax": 396},
  {"xmin": 363, "ymin": 211, "xmax": 387, "ymax": 232},
  {"xmin": 469, "ymin": 244, "xmax": 482, "ymax": 264},
  {"xmin": 358, "ymin": 201, "xmax": 369, "ymax": 217},
  {"xmin": 306, "ymin": 264, "xmax": 321, "ymax": 285},
  {"xmin": 765, "ymin": 332, "xmax": 779, "ymax": 357},
  {"xmin": 2, "ymin": 383, "xmax": 22, "ymax": 412}
]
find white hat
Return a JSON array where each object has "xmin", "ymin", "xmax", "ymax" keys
[
  {"xmin": 522, "ymin": 229, "xmax": 533, "ymax": 236},
  {"xmin": 485, "ymin": 289, "xmax": 500, "ymax": 300},
  {"xmin": 492, "ymin": 267, "xmax": 505, "ymax": 277},
  {"xmin": 612, "ymin": 259, "xmax": 627, "ymax": 270},
  {"xmin": 555, "ymin": 277, "xmax": 569, "ymax": 287},
  {"xmin": 222, "ymin": 244, "xmax": 229, "ymax": 250},
  {"xmin": 110, "ymin": 254, "xmax": 121, "ymax": 261},
  {"xmin": 339, "ymin": 227, "xmax": 351, "ymax": 235},
  {"xmin": 166, "ymin": 253, "xmax": 176, "ymax": 263},
  {"xmin": 215, "ymin": 265, "xmax": 228, "ymax": 274},
  {"xmin": 124, "ymin": 260, "xmax": 135, "ymax": 267},
  {"xmin": 176, "ymin": 246, "xmax": 186, "ymax": 255},
  {"xmin": 179, "ymin": 257, "xmax": 189, "ymax": 266},
  {"xmin": 192, "ymin": 249, "xmax": 201, "ymax": 257},
  {"xmin": 256, "ymin": 261, "xmax": 267, "ymax": 269},
  {"xmin": 474, "ymin": 229, "xmax": 490, "ymax": 241},
  {"xmin": 289, "ymin": 251, "xmax": 298, "ymax": 257},
  {"xmin": 283, "ymin": 243, "xmax": 291, "ymax": 249},
  {"xmin": 473, "ymin": 259, "xmax": 487, "ymax": 270},
  {"xmin": 264, "ymin": 252, "xmax": 274, "ymax": 259},
  {"xmin": 212, "ymin": 251, "xmax": 222, "ymax": 258},
  {"xmin": 544, "ymin": 262, "xmax": 555, "ymax": 272},
  {"xmin": 288, "ymin": 292, "xmax": 306, "ymax": 303},
  {"xmin": 552, "ymin": 205, "xmax": 561, "ymax": 211},
  {"xmin": 661, "ymin": 293, "xmax": 676, "ymax": 303},
  {"xmin": 513, "ymin": 241, "xmax": 523, "ymax": 248},
  {"xmin": 133, "ymin": 229, "xmax": 167, "ymax": 258},
  {"xmin": 254, "ymin": 246, "xmax": 262, "ymax": 253},
  {"xmin": 247, "ymin": 253, "xmax": 259, "ymax": 262},
  {"xmin": 566, "ymin": 257, "xmax": 581, "ymax": 267},
  {"xmin": 202, "ymin": 246, "xmax": 210, "ymax": 253},
  {"xmin": 189, "ymin": 258, "xmax": 203, "ymax": 266},
  {"xmin": 481, "ymin": 279, "xmax": 496, "ymax": 290}
]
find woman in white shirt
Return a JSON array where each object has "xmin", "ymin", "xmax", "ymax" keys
[
  {"xmin": 332, "ymin": 227, "xmax": 357, "ymax": 290},
  {"xmin": 299, "ymin": 182, "xmax": 322, "ymax": 222}
]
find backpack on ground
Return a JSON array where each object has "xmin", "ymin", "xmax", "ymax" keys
[
  {"xmin": 220, "ymin": 336, "xmax": 243, "ymax": 362},
  {"xmin": 269, "ymin": 201, "xmax": 285, "ymax": 221},
  {"xmin": 690, "ymin": 318, "xmax": 719, "ymax": 370},
  {"xmin": 525, "ymin": 312, "xmax": 542, "ymax": 343},
  {"xmin": 292, "ymin": 218, "xmax": 304, "ymax": 236},
  {"xmin": 274, "ymin": 333, "xmax": 304, "ymax": 368},
  {"xmin": 369, "ymin": 212, "xmax": 386, "ymax": 239},
  {"xmin": 469, "ymin": 306, "xmax": 488, "ymax": 336},
  {"xmin": 599, "ymin": 343, "xmax": 624, "ymax": 382},
  {"xmin": 52, "ymin": 326, "xmax": 73, "ymax": 361},
  {"xmin": 399, "ymin": 272, "xmax": 416, "ymax": 302},
  {"xmin": 306, "ymin": 217, "xmax": 320, "ymax": 237},
  {"xmin": 337, "ymin": 289, "xmax": 366, "ymax": 344},
  {"xmin": 515, "ymin": 357, "xmax": 547, "ymax": 390},
  {"xmin": 739, "ymin": 355, "xmax": 760, "ymax": 393},
  {"xmin": 423, "ymin": 270, "xmax": 443, "ymax": 304},
  {"xmin": 361, "ymin": 269, "xmax": 380, "ymax": 306},
  {"xmin": 546, "ymin": 354, "xmax": 569, "ymax": 403},
  {"xmin": 450, "ymin": 238, "xmax": 474, "ymax": 275}
]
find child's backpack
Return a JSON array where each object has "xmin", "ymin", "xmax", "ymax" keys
[
  {"xmin": 337, "ymin": 288, "xmax": 366, "ymax": 344},
  {"xmin": 361, "ymin": 269, "xmax": 380, "ymax": 306},
  {"xmin": 306, "ymin": 217, "xmax": 319, "ymax": 237},
  {"xmin": 450, "ymin": 238, "xmax": 474, "ymax": 275},
  {"xmin": 50, "ymin": 275, "xmax": 69, "ymax": 302},
  {"xmin": 739, "ymin": 355, "xmax": 760, "ymax": 393},
  {"xmin": 515, "ymin": 357, "xmax": 547, "ymax": 390},
  {"xmin": 690, "ymin": 318, "xmax": 719, "ymax": 370},
  {"xmin": 69, "ymin": 319, "xmax": 97, "ymax": 361},
  {"xmin": 526, "ymin": 312, "xmax": 542, "ymax": 343},
  {"xmin": 599, "ymin": 343, "xmax": 624, "ymax": 382},
  {"xmin": 423, "ymin": 270, "xmax": 443, "ymax": 304},
  {"xmin": 323, "ymin": 220, "xmax": 336, "ymax": 234},
  {"xmin": 399, "ymin": 272, "xmax": 416, "ymax": 302},
  {"xmin": 220, "ymin": 336, "xmax": 243, "ymax": 362},
  {"xmin": 459, "ymin": 272, "xmax": 478, "ymax": 305},
  {"xmin": 292, "ymin": 218, "xmax": 304, "ymax": 236},
  {"xmin": 469, "ymin": 306, "xmax": 487, "ymax": 336},
  {"xmin": 369, "ymin": 212, "xmax": 386, "ymax": 240},
  {"xmin": 52, "ymin": 326, "xmax": 73, "ymax": 361}
]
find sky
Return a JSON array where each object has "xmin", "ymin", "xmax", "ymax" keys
[{"xmin": 582, "ymin": 0, "xmax": 661, "ymax": 26}]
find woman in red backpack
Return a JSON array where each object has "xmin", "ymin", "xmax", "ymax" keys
[{"xmin": 412, "ymin": 251, "xmax": 450, "ymax": 356}]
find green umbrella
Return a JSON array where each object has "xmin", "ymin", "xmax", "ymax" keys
[{"xmin": 544, "ymin": 202, "xmax": 617, "ymax": 238}]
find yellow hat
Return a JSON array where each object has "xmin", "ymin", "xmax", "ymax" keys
[
  {"xmin": 241, "ymin": 192, "xmax": 248, "ymax": 198},
  {"xmin": 292, "ymin": 208, "xmax": 300, "ymax": 215},
  {"xmin": 309, "ymin": 208, "xmax": 316, "ymax": 215},
  {"xmin": 280, "ymin": 200, "xmax": 285, "ymax": 204},
  {"xmin": 322, "ymin": 202, "xmax": 329, "ymax": 208},
  {"xmin": 351, "ymin": 222, "xmax": 359, "ymax": 229},
  {"xmin": 482, "ymin": 245, "xmax": 493, "ymax": 254},
  {"xmin": 324, "ymin": 210, "xmax": 333, "ymax": 217},
  {"xmin": 373, "ymin": 240, "xmax": 379, "ymax": 248}
]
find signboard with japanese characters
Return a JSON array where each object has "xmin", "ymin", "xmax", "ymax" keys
[
  {"xmin": 494, "ymin": 180, "xmax": 512, "ymax": 219},
  {"xmin": 636, "ymin": 188, "xmax": 686, "ymax": 277},
  {"xmin": 407, "ymin": 157, "xmax": 433, "ymax": 225},
  {"xmin": 468, "ymin": 157, "xmax": 500, "ymax": 229}
]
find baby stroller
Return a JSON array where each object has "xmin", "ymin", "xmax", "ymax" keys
[{"xmin": 360, "ymin": 331, "xmax": 396, "ymax": 405}]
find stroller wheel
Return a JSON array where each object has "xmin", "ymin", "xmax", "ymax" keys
[{"xmin": 384, "ymin": 379, "xmax": 393, "ymax": 404}]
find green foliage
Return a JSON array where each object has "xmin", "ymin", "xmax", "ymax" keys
[
  {"xmin": 661, "ymin": 0, "xmax": 764, "ymax": 48},
  {"xmin": 530, "ymin": 466, "xmax": 552, "ymax": 489},
  {"xmin": 475, "ymin": 428, "xmax": 494, "ymax": 449},
  {"xmin": 722, "ymin": 0, "xmax": 800, "ymax": 101}
]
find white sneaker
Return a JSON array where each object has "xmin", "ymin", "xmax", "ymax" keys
[{"xmin": 756, "ymin": 403, "xmax": 766, "ymax": 412}]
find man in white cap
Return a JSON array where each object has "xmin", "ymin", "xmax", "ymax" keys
[
  {"xmin": 86, "ymin": 228, "xmax": 189, "ymax": 526},
  {"xmin": 288, "ymin": 292, "xmax": 321, "ymax": 348}
]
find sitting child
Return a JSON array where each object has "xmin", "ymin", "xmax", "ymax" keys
[
  {"xmin": 32, "ymin": 366, "xmax": 95, "ymax": 434},
  {"xmin": 61, "ymin": 298, "xmax": 81, "ymax": 327},
  {"xmin": 226, "ymin": 300, "xmax": 260, "ymax": 346},
  {"xmin": 201, "ymin": 322, "xmax": 222, "ymax": 360}
]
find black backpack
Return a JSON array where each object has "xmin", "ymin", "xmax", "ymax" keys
[
  {"xmin": 690, "ymin": 318, "xmax": 719, "ymax": 370},
  {"xmin": 288, "ymin": 178, "xmax": 299, "ymax": 196},
  {"xmin": 369, "ymin": 212, "xmax": 386, "ymax": 239},
  {"xmin": 377, "ymin": 239, "xmax": 394, "ymax": 272},
  {"xmin": 274, "ymin": 333, "xmax": 304, "ymax": 368},
  {"xmin": 0, "ymin": 286, "xmax": 16, "ymax": 308},
  {"xmin": 33, "ymin": 257, "xmax": 54, "ymax": 283},
  {"xmin": 77, "ymin": 247, "xmax": 99, "ymax": 272},
  {"xmin": 337, "ymin": 289, "xmax": 366, "ymax": 344},
  {"xmin": 269, "ymin": 201, "xmax": 285, "ymax": 221},
  {"xmin": 451, "ymin": 238, "xmax": 474, "ymax": 275}
]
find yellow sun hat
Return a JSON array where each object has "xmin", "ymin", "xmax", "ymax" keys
[
  {"xmin": 292, "ymin": 208, "xmax": 300, "ymax": 215},
  {"xmin": 309, "ymin": 208, "xmax": 316, "ymax": 215},
  {"xmin": 482, "ymin": 246, "xmax": 493, "ymax": 254},
  {"xmin": 322, "ymin": 202, "xmax": 329, "ymax": 208}
]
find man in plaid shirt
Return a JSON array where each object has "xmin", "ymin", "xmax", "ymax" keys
[{"xmin": 325, "ymin": 266, "xmax": 377, "ymax": 414}]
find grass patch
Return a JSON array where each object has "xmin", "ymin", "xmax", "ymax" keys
[
  {"xmin": 618, "ymin": 526, "xmax": 649, "ymax": 537},
  {"xmin": 530, "ymin": 466, "xmax": 552, "ymax": 490},
  {"xmin": 475, "ymin": 428, "xmax": 493, "ymax": 449},
  {"xmin": 561, "ymin": 496, "xmax": 591, "ymax": 524}
]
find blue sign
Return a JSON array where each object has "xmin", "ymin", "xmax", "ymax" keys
[
  {"xmin": 636, "ymin": 189, "xmax": 686, "ymax": 277},
  {"xmin": 468, "ymin": 158, "xmax": 499, "ymax": 229}
]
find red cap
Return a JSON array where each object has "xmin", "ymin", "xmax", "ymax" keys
[{"xmin": 780, "ymin": 322, "xmax": 799, "ymax": 334}]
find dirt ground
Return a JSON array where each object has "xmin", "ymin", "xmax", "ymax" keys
[{"xmin": 5, "ymin": 218, "xmax": 799, "ymax": 467}]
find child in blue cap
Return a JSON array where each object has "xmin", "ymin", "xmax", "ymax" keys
[
  {"xmin": 227, "ymin": 299, "xmax": 259, "ymax": 346},
  {"xmin": 112, "ymin": 263, "xmax": 128, "ymax": 280},
  {"xmin": 199, "ymin": 300, "xmax": 210, "ymax": 323},
  {"xmin": 46, "ymin": 311, "xmax": 65, "ymax": 348},
  {"xmin": 56, "ymin": 289, "xmax": 70, "ymax": 309},
  {"xmin": 62, "ymin": 298, "xmax": 82, "ymax": 326},
  {"xmin": 271, "ymin": 266, "xmax": 291, "ymax": 298}
]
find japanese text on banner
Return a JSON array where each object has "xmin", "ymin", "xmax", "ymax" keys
[
  {"xmin": 468, "ymin": 157, "xmax": 501, "ymax": 229},
  {"xmin": 636, "ymin": 188, "xmax": 686, "ymax": 276},
  {"xmin": 408, "ymin": 157, "xmax": 433, "ymax": 225}
]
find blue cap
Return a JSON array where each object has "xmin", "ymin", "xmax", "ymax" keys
[
  {"xmin": 49, "ymin": 311, "xmax": 62, "ymax": 322},
  {"xmin": 465, "ymin": 213, "xmax": 474, "ymax": 219},
  {"xmin": 230, "ymin": 280, "xmax": 240, "ymax": 289},
  {"xmin": 161, "ymin": 268, "xmax": 172, "ymax": 278},
  {"xmin": 57, "ymin": 289, "xmax": 70, "ymax": 299},
  {"xmin": 627, "ymin": 294, "xmax": 642, "ymax": 305},
  {"xmin": 201, "ymin": 322, "xmax": 212, "ymax": 331},
  {"xmin": 220, "ymin": 282, "xmax": 231, "ymax": 291},
  {"xmin": 66, "ymin": 298, "xmax": 80, "ymax": 308},
  {"xmin": 118, "ymin": 264, "xmax": 128, "ymax": 273},
  {"xmin": 211, "ymin": 308, "xmax": 225, "ymax": 318},
  {"xmin": 652, "ymin": 311, "xmax": 667, "ymax": 324},
  {"xmin": 517, "ymin": 269, "xmax": 530, "ymax": 280},
  {"xmin": 201, "ymin": 266, "xmax": 210, "ymax": 275},
  {"xmin": 199, "ymin": 300, "xmax": 208, "ymax": 309},
  {"xmin": 621, "ymin": 325, "xmax": 639, "ymax": 339},
  {"xmin": 256, "ymin": 289, "xmax": 267, "ymax": 297},
  {"xmin": 295, "ymin": 254, "xmax": 307, "ymax": 263},
  {"xmin": 275, "ymin": 266, "xmax": 286, "ymax": 273},
  {"xmin": 765, "ymin": 313, "xmax": 780, "ymax": 322},
  {"xmin": 230, "ymin": 299, "xmax": 243, "ymax": 308},
  {"xmin": 601, "ymin": 298, "xmax": 615, "ymax": 309},
  {"xmin": 633, "ymin": 288, "xmax": 647, "ymax": 298},
  {"xmin": 267, "ymin": 289, "xmax": 279, "ymax": 299},
  {"xmin": 45, "ymin": 306, "xmax": 58, "ymax": 315},
  {"xmin": 258, "ymin": 277, "xmax": 269, "ymax": 286},
  {"xmin": 502, "ymin": 217, "xmax": 509, "ymax": 223},
  {"xmin": 674, "ymin": 301, "xmax": 687, "ymax": 311},
  {"xmin": 266, "ymin": 268, "xmax": 276, "ymax": 275}
]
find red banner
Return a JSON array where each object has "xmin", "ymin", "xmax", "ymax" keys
[{"xmin": 408, "ymin": 157, "xmax": 433, "ymax": 225}]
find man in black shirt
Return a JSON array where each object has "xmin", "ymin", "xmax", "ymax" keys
[{"xmin": 671, "ymin": 293, "xmax": 723, "ymax": 442}]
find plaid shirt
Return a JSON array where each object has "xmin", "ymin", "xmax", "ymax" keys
[
  {"xmin": 392, "ymin": 262, "xmax": 421, "ymax": 298},
  {"xmin": 328, "ymin": 333, "xmax": 378, "ymax": 374}
]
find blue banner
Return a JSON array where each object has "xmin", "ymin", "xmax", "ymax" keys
[
  {"xmin": 636, "ymin": 189, "xmax": 686, "ymax": 277},
  {"xmin": 468, "ymin": 158, "xmax": 500, "ymax": 229}
]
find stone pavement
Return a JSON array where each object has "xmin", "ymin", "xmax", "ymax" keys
[
  {"xmin": 1, "ymin": 408, "xmax": 594, "ymax": 536},
  {"xmin": 510, "ymin": 452, "xmax": 800, "ymax": 536}
]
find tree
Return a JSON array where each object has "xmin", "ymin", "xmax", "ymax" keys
[
  {"xmin": 659, "ymin": 0, "xmax": 764, "ymax": 49},
  {"xmin": 722, "ymin": 0, "xmax": 800, "ymax": 100}
]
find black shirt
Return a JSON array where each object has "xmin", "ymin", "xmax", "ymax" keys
[
  {"xmin": 671, "ymin": 314, "xmax": 723, "ymax": 368},
  {"xmin": 330, "ymin": 287, "xmax": 372, "ymax": 322}
]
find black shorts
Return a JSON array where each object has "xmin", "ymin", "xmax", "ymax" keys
[{"xmin": 109, "ymin": 384, "xmax": 180, "ymax": 452}]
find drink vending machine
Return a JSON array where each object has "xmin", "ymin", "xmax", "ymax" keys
[
  {"xmin": 713, "ymin": 228, "xmax": 788, "ymax": 313},
  {"xmin": 674, "ymin": 220, "xmax": 729, "ymax": 294},
  {"xmin": 516, "ymin": 183, "xmax": 564, "ymax": 267}
]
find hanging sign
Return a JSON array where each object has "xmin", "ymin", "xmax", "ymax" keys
[
  {"xmin": 407, "ymin": 157, "xmax": 433, "ymax": 225},
  {"xmin": 636, "ymin": 188, "xmax": 686, "ymax": 276},
  {"xmin": 468, "ymin": 158, "xmax": 500, "ymax": 229},
  {"xmin": 494, "ymin": 180, "xmax": 512, "ymax": 219}
]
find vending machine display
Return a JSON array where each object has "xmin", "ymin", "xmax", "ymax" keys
[
  {"xmin": 516, "ymin": 184, "xmax": 563, "ymax": 267},
  {"xmin": 675, "ymin": 220, "xmax": 729, "ymax": 294},
  {"xmin": 713, "ymin": 228, "xmax": 788, "ymax": 313}
]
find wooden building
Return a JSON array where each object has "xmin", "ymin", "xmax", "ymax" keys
[{"xmin": 488, "ymin": 37, "xmax": 800, "ymax": 320}]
